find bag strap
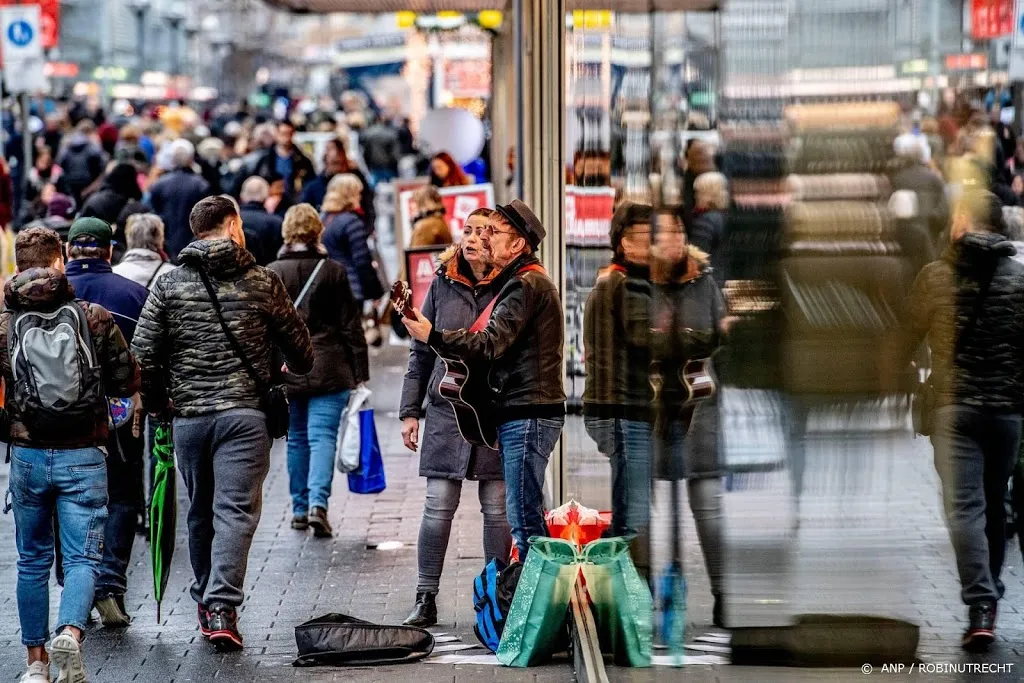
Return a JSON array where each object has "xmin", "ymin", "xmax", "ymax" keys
[
  {"xmin": 196, "ymin": 267, "xmax": 269, "ymax": 393},
  {"xmin": 294, "ymin": 259, "xmax": 325, "ymax": 309},
  {"xmin": 468, "ymin": 262, "xmax": 547, "ymax": 333},
  {"xmin": 144, "ymin": 263, "xmax": 163, "ymax": 289}
]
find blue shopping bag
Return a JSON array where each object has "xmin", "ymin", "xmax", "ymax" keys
[{"xmin": 347, "ymin": 409, "xmax": 386, "ymax": 494}]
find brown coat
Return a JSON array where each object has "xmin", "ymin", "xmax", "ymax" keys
[{"xmin": 410, "ymin": 212, "xmax": 452, "ymax": 247}]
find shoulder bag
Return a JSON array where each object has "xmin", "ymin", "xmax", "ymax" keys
[
  {"xmin": 197, "ymin": 267, "xmax": 290, "ymax": 439},
  {"xmin": 913, "ymin": 265, "xmax": 995, "ymax": 436}
]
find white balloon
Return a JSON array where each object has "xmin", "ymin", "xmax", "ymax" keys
[{"xmin": 418, "ymin": 107, "xmax": 485, "ymax": 166}]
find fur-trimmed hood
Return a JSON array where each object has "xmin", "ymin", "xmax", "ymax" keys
[{"xmin": 436, "ymin": 245, "xmax": 497, "ymax": 288}]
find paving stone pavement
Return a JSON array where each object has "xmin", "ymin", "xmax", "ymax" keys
[{"xmin": 0, "ymin": 344, "xmax": 1020, "ymax": 681}]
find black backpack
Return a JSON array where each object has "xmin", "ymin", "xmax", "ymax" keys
[{"xmin": 7, "ymin": 302, "xmax": 105, "ymax": 435}]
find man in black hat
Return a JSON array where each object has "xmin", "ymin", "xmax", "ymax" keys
[{"xmin": 404, "ymin": 199, "xmax": 566, "ymax": 559}]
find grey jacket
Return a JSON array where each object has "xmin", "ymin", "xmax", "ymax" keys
[{"xmin": 400, "ymin": 247, "xmax": 503, "ymax": 480}]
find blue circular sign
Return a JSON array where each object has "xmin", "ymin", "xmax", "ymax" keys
[{"xmin": 7, "ymin": 19, "xmax": 32, "ymax": 47}]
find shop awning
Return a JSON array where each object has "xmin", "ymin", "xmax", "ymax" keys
[{"xmin": 263, "ymin": 0, "xmax": 719, "ymax": 13}]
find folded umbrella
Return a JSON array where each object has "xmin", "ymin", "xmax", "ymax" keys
[{"xmin": 149, "ymin": 421, "xmax": 176, "ymax": 623}]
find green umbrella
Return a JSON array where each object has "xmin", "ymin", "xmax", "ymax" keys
[{"xmin": 149, "ymin": 421, "xmax": 176, "ymax": 623}]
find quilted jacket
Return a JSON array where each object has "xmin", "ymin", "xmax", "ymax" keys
[
  {"xmin": 900, "ymin": 231, "xmax": 1024, "ymax": 410},
  {"xmin": 132, "ymin": 239, "xmax": 314, "ymax": 417}
]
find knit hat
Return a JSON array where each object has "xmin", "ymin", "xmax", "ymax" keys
[
  {"xmin": 68, "ymin": 217, "xmax": 113, "ymax": 246},
  {"xmin": 46, "ymin": 193, "xmax": 76, "ymax": 220}
]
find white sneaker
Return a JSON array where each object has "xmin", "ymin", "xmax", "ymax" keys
[
  {"xmin": 19, "ymin": 660, "xmax": 50, "ymax": 683},
  {"xmin": 47, "ymin": 632, "xmax": 87, "ymax": 683}
]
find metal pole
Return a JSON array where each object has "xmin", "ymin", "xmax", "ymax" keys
[
  {"xmin": 18, "ymin": 92, "xmax": 30, "ymax": 199},
  {"xmin": 136, "ymin": 9, "xmax": 147, "ymax": 75},
  {"xmin": 929, "ymin": 0, "xmax": 941, "ymax": 114},
  {"xmin": 169, "ymin": 22, "xmax": 181, "ymax": 76}
]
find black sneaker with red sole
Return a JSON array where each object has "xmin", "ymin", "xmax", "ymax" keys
[
  {"xmin": 962, "ymin": 601, "xmax": 996, "ymax": 652},
  {"xmin": 198, "ymin": 604, "xmax": 211, "ymax": 638},
  {"xmin": 206, "ymin": 603, "xmax": 244, "ymax": 652}
]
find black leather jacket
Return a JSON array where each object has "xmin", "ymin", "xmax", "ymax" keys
[{"xmin": 429, "ymin": 253, "xmax": 566, "ymax": 423}]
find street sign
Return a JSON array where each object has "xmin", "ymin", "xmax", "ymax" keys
[{"xmin": 0, "ymin": 5, "xmax": 44, "ymax": 93}]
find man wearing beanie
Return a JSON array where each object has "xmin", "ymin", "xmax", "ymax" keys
[
  {"xmin": 404, "ymin": 199, "xmax": 566, "ymax": 560},
  {"xmin": 64, "ymin": 217, "xmax": 150, "ymax": 628}
]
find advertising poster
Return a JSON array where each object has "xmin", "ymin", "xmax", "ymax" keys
[
  {"xmin": 405, "ymin": 246, "xmax": 446, "ymax": 312},
  {"xmin": 398, "ymin": 182, "xmax": 495, "ymax": 248},
  {"xmin": 565, "ymin": 185, "xmax": 617, "ymax": 246}
]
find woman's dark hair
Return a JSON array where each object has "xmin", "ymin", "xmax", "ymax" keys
[{"xmin": 104, "ymin": 163, "xmax": 143, "ymax": 201}]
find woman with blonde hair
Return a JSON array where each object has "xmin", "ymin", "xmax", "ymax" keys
[
  {"xmin": 409, "ymin": 186, "xmax": 452, "ymax": 247},
  {"xmin": 321, "ymin": 173, "xmax": 379, "ymax": 303},
  {"xmin": 691, "ymin": 171, "xmax": 729, "ymax": 286},
  {"xmin": 268, "ymin": 203, "xmax": 369, "ymax": 537}
]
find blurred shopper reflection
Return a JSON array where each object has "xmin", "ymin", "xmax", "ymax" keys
[
  {"xmin": 651, "ymin": 208, "xmax": 726, "ymax": 627},
  {"xmin": 894, "ymin": 191, "xmax": 1024, "ymax": 652},
  {"xmin": 583, "ymin": 202, "xmax": 654, "ymax": 543},
  {"xmin": 891, "ymin": 135, "xmax": 949, "ymax": 255},
  {"xmin": 690, "ymin": 173, "xmax": 729, "ymax": 287},
  {"xmin": 681, "ymin": 141, "xmax": 715, "ymax": 228}
]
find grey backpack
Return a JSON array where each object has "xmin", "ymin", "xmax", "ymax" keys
[{"xmin": 8, "ymin": 303, "xmax": 105, "ymax": 434}]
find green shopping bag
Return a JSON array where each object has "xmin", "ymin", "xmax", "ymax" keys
[
  {"xmin": 496, "ymin": 537, "xmax": 579, "ymax": 667},
  {"xmin": 580, "ymin": 537, "xmax": 654, "ymax": 667}
]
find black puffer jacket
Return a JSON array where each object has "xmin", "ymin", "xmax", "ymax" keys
[
  {"xmin": 899, "ymin": 231, "xmax": 1024, "ymax": 411},
  {"xmin": 429, "ymin": 253, "xmax": 566, "ymax": 423},
  {"xmin": 267, "ymin": 245, "xmax": 368, "ymax": 397},
  {"xmin": 132, "ymin": 239, "xmax": 314, "ymax": 417}
]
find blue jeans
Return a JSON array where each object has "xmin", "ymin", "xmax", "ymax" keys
[
  {"xmin": 584, "ymin": 417, "xmax": 652, "ymax": 538},
  {"xmin": 287, "ymin": 391, "xmax": 350, "ymax": 514},
  {"xmin": 10, "ymin": 446, "xmax": 108, "ymax": 646},
  {"xmin": 498, "ymin": 417, "xmax": 564, "ymax": 558}
]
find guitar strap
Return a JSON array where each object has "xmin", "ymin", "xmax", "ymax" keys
[{"xmin": 469, "ymin": 263, "xmax": 547, "ymax": 333}]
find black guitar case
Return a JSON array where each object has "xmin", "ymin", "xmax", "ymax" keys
[{"xmin": 293, "ymin": 613, "xmax": 435, "ymax": 667}]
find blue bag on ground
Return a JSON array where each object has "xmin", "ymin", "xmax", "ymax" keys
[
  {"xmin": 347, "ymin": 409, "xmax": 386, "ymax": 494},
  {"xmin": 473, "ymin": 558, "xmax": 523, "ymax": 652}
]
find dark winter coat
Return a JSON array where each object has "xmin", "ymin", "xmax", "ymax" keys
[
  {"xmin": 582, "ymin": 259, "xmax": 653, "ymax": 421},
  {"xmin": 252, "ymin": 146, "xmax": 316, "ymax": 199},
  {"xmin": 652, "ymin": 247, "xmax": 724, "ymax": 479},
  {"xmin": 429, "ymin": 253, "xmax": 567, "ymax": 423},
  {"xmin": 0, "ymin": 268, "xmax": 140, "ymax": 448},
  {"xmin": 239, "ymin": 201, "xmax": 284, "ymax": 267},
  {"xmin": 147, "ymin": 168, "xmax": 212, "ymax": 262},
  {"xmin": 65, "ymin": 258, "xmax": 150, "ymax": 345},
  {"xmin": 896, "ymin": 231, "xmax": 1024, "ymax": 411},
  {"xmin": 891, "ymin": 163, "xmax": 950, "ymax": 247},
  {"xmin": 57, "ymin": 134, "xmax": 105, "ymax": 203},
  {"xmin": 299, "ymin": 168, "xmax": 376, "ymax": 229},
  {"xmin": 322, "ymin": 210, "xmax": 375, "ymax": 301},
  {"xmin": 132, "ymin": 239, "xmax": 314, "ymax": 417},
  {"xmin": 267, "ymin": 245, "xmax": 368, "ymax": 397},
  {"xmin": 79, "ymin": 163, "xmax": 143, "ymax": 227},
  {"xmin": 689, "ymin": 209, "xmax": 726, "ymax": 285},
  {"xmin": 401, "ymin": 247, "xmax": 503, "ymax": 480}
]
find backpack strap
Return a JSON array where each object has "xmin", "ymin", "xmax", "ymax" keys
[{"xmin": 294, "ymin": 259, "xmax": 326, "ymax": 309}]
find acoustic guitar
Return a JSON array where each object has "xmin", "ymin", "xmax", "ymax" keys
[{"xmin": 391, "ymin": 281, "xmax": 499, "ymax": 450}]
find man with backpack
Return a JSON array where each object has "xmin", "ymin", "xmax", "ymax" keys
[
  {"xmin": 132, "ymin": 196, "xmax": 313, "ymax": 651},
  {"xmin": 64, "ymin": 216, "xmax": 150, "ymax": 628},
  {"xmin": 1, "ymin": 227, "xmax": 140, "ymax": 683}
]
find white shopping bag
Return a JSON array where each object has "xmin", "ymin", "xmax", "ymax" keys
[{"xmin": 336, "ymin": 384, "xmax": 372, "ymax": 473}]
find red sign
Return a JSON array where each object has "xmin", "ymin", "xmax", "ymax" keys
[
  {"xmin": 971, "ymin": 0, "xmax": 1013, "ymax": 40},
  {"xmin": 399, "ymin": 183, "xmax": 495, "ymax": 248},
  {"xmin": 0, "ymin": 0, "xmax": 59, "ymax": 48},
  {"xmin": 443, "ymin": 59, "xmax": 491, "ymax": 99},
  {"xmin": 565, "ymin": 185, "xmax": 616, "ymax": 247},
  {"xmin": 945, "ymin": 53, "xmax": 989, "ymax": 71},
  {"xmin": 44, "ymin": 61, "xmax": 77, "ymax": 78},
  {"xmin": 405, "ymin": 246, "xmax": 446, "ymax": 312}
]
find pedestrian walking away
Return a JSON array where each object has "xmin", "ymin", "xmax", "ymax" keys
[
  {"xmin": 1, "ymin": 227, "xmax": 140, "ymax": 683},
  {"xmin": 403, "ymin": 199, "xmax": 566, "ymax": 561},
  {"xmin": 132, "ymin": 195, "xmax": 313, "ymax": 652},
  {"xmin": 891, "ymin": 190, "xmax": 1024, "ymax": 652},
  {"xmin": 399, "ymin": 209, "xmax": 510, "ymax": 627},
  {"xmin": 268, "ymin": 203, "xmax": 368, "ymax": 538},
  {"xmin": 64, "ymin": 217, "xmax": 150, "ymax": 629}
]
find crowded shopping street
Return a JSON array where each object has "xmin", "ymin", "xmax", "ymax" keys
[{"xmin": 4, "ymin": 1, "xmax": 1024, "ymax": 682}]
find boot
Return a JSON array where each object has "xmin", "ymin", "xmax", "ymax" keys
[{"xmin": 402, "ymin": 592, "xmax": 437, "ymax": 628}]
